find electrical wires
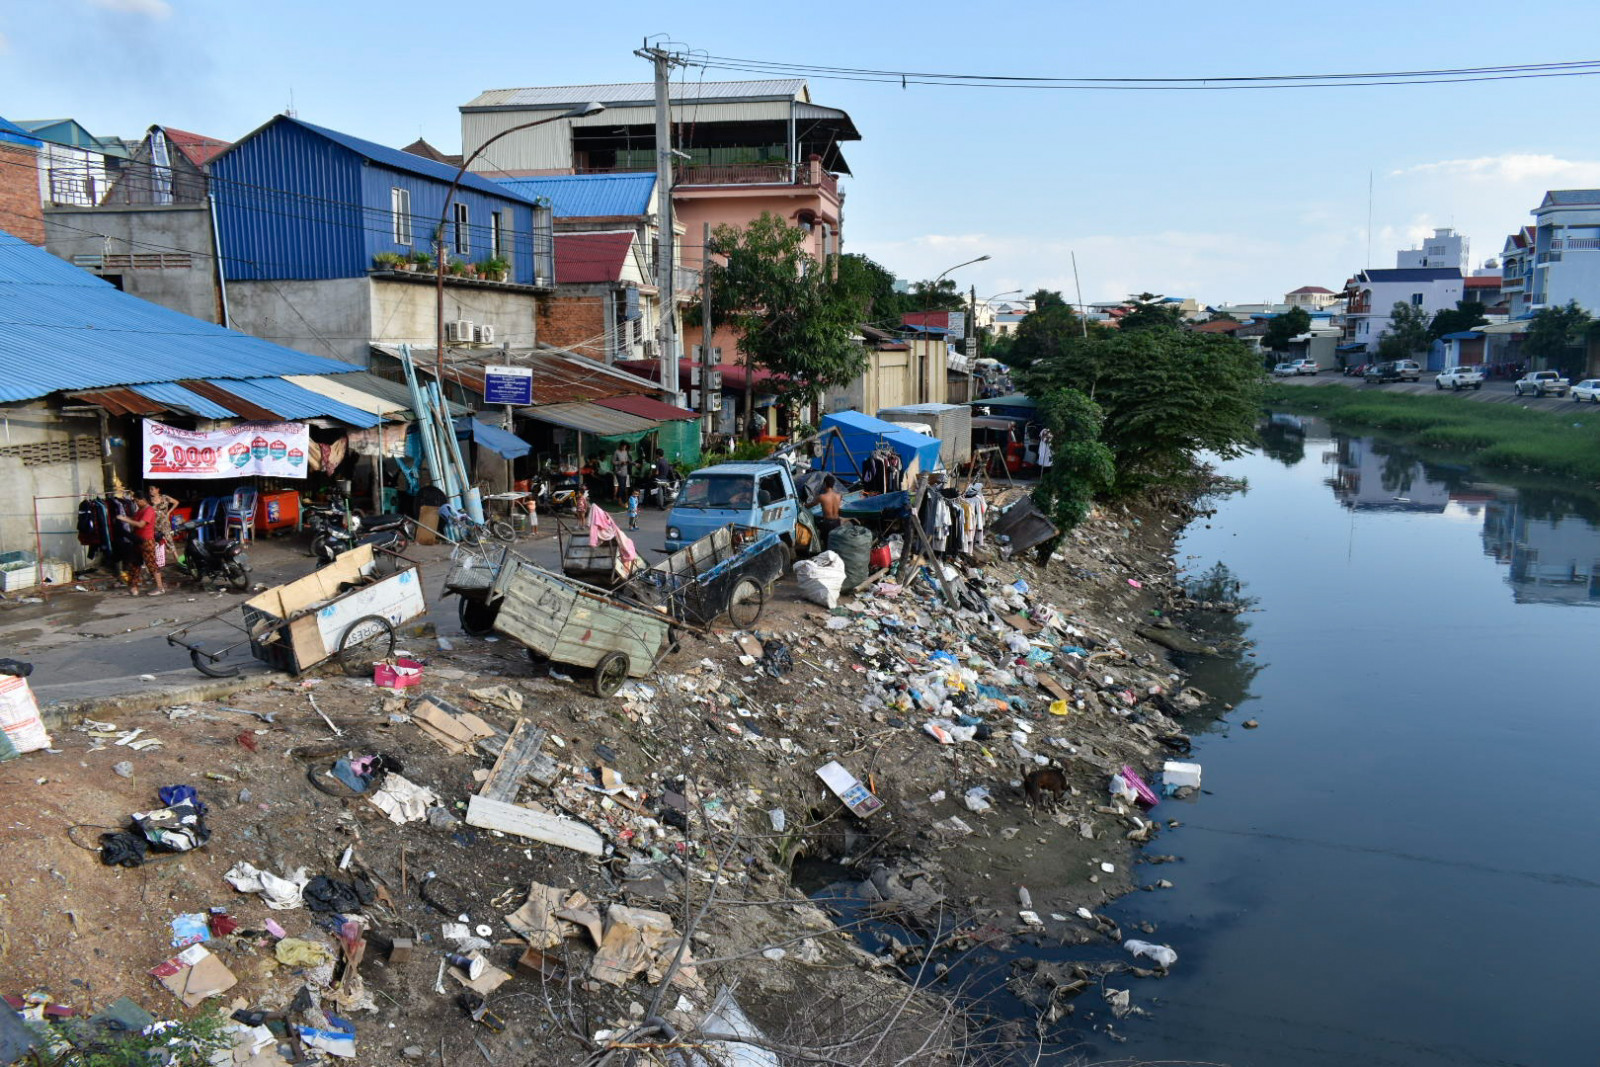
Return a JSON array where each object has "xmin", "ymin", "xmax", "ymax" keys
[{"xmin": 691, "ymin": 54, "xmax": 1600, "ymax": 91}]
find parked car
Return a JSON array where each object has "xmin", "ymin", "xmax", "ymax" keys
[
  {"xmin": 1573, "ymin": 378, "xmax": 1600, "ymax": 402},
  {"xmin": 1343, "ymin": 362, "xmax": 1368, "ymax": 377},
  {"xmin": 1435, "ymin": 366, "xmax": 1485, "ymax": 391},
  {"xmin": 1364, "ymin": 361, "xmax": 1401, "ymax": 383},
  {"xmin": 1393, "ymin": 359, "xmax": 1422, "ymax": 382},
  {"xmin": 1290, "ymin": 359, "xmax": 1320, "ymax": 375},
  {"xmin": 1513, "ymin": 370, "xmax": 1570, "ymax": 397},
  {"xmin": 1271, "ymin": 362, "xmax": 1297, "ymax": 377}
]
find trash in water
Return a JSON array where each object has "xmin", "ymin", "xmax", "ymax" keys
[{"xmin": 1124, "ymin": 939, "xmax": 1178, "ymax": 969}]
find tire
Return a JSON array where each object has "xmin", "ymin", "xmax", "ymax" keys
[
  {"xmin": 458, "ymin": 596, "xmax": 498, "ymax": 636},
  {"xmin": 224, "ymin": 559, "xmax": 251, "ymax": 591},
  {"xmin": 1474, "ymin": 383, "xmax": 1481, "ymax": 390},
  {"xmin": 190, "ymin": 645, "xmax": 240, "ymax": 678},
  {"xmin": 460, "ymin": 524, "xmax": 484, "ymax": 547},
  {"xmin": 336, "ymin": 614, "xmax": 395, "ymax": 677},
  {"xmin": 592, "ymin": 651, "xmax": 629, "ymax": 697},
  {"xmin": 727, "ymin": 577, "xmax": 765, "ymax": 628},
  {"xmin": 774, "ymin": 541, "xmax": 793, "ymax": 577},
  {"xmin": 310, "ymin": 533, "xmax": 331, "ymax": 561},
  {"xmin": 401, "ymin": 519, "xmax": 418, "ymax": 541},
  {"xmin": 1453, "ymin": 382, "xmax": 1460, "ymax": 391},
  {"xmin": 490, "ymin": 520, "xmax": 516, "ymax": 543}
]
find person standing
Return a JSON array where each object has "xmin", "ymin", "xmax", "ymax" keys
[
  {"xmin": 627, "ymin": 489, "xmax": 641, "ymax": 531},
  {"xmin": 146, "ymin": 485, "xmax": 176, "ymax": 570},
  {"xmin": 613, "ymin": 442, "xmax": 633, "ymax": 502},
  {"xmin": 117, "ymin": 494, "xmax": 165, "ymax": 596}
]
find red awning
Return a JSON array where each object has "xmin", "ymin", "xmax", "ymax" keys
[{"xmin": 594, "ymin": 394, "xmax": 700, "ymax": 422}]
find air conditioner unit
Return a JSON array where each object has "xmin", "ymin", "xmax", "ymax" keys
[
  {"xmin": 706, "ymin": 392, "xmax": 723, "ymax": 412},
  {"xmin": 446, "ymin": 320, "xmax": 474, "ymax": 344},
  {"xmin": 474, "ymin": 324, "xmax": 495, "ymax": 345}
]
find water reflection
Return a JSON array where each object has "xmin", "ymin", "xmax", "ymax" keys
[{"xmin": 1316, "ymin": 428, "xmax": 1600, "ymax": 605}]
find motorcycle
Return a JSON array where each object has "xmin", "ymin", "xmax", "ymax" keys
[
  {"xmin": 311, "ymin": 510, "xmax": 412, "ymax": 565},
  {"xmin": 170, "ymin": 517, "xmax": 253, "ymax": 591}
]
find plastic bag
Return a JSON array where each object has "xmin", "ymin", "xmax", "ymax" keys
[
  {"xmin": 0, "ymin": 674, "xmax": 50, "ymax": 754},
  {"xmin": 794, "ymin": 551, "xmax": 847, "ymax": 609},
  {"xmin": 1124, "ymin": 939, "xmax": 1178, "ymax": 969}
]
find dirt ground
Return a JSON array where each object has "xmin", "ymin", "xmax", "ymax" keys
[{"xmin": 0, "ymin": 485, "xmax": 1230, "ymax": 1066}]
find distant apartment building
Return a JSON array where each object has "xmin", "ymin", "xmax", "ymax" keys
[
  {"xmin": 458, "ymin": 79, "xmax": 860, "ymax": 386},
  {"xmin": 1499, "ymin": 227, "xmax": 1535, "ymax": 319},
  {"xmin": 1397, "ymin": 227, "xmax": 1469, "ymax": 272},
  {"xmin": 1343, "ymin": 267, "xmax": 1464, "ymax": 352},
  {"xmin": 1284, "ymin": 285, "xmax": 1337, "ymax": 310},
  {"xmin": 1529, "ymin": 190, "xmax": 1600, "ymax": 315}
]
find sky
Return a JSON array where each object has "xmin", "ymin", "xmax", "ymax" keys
[{"xmin": 5, "ymin": 0, "xmax": 1600, "ymax": 307}]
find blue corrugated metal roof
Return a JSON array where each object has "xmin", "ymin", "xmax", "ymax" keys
[
  {"xmin": 1356, "ymin": 268, "xmax": 1462, "ymax": 282},
  {"xmin": 0, "ymin": 116, "xmax": 40, "ymax": 148},
  {"xmin": 132, "ymin": 382, "xmax": 238, "ymax": 419},
  {"xmin": 1440, "ymin": 330, "xmax": 1483, "ymax": 341},
  {"xmin": 0, "ymin": 228, "xmax": 359, "ymax": 403},
  {"xmin": 203, "ymin": 377, "xmax": 380, "ymax": 428},
  {"xmin": 492, "ymin": 174, "xmax": 655, "ymax": 217},
  {"xmin": 276, "ymin": 117, "xmax": 533, "ymax": 205}
]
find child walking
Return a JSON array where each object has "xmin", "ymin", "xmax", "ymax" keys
[{"xmin": 627, "ymin": 489, "xmax": 641, "ymax": 531}]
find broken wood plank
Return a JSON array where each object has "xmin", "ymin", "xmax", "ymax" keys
[
  {"xmin": 465, "ymin": 795, "xmax": 604, "ymax": 856},
  {"xmin": 1037, "ymin": 673, "xmax": 1073, "ymax": 702},
  {"xmin": 478, "ymin": 719, "xmax": 557, "ymax": 801}
]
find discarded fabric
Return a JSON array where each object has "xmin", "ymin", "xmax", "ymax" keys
[{"xmin": 224, "ymin": 862, "xmax": 311, "ymax": 910}]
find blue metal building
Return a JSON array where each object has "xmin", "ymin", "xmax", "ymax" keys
[
  {"xmin": 210, "ymin": 116, "xmax": 550, "ymax": 285},
  {"xmin": 492, "ymin": 173, "xmax": 656, "ymax": 218}
]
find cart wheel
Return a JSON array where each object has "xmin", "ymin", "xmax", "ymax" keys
[
  {"xmin": 460, "ymin": 524, "xmax": 484, "ymax": 547},
  {"xmin": 592, "ymin": 651, "xmax": 629, "ymax": 697},
  {"xmin": 458, "ymin": 597, "xmax": 498, "ymax": 636},
  {"xmin": 337, "ymin": 614, "xmax": 395, "ymax": 677},
  {"xmin": 727, "ymin": 578, "xmax": 765, "ymax": 628},
  {"xmin": 490, "ymin": 520, "xmax": 517, "ymax": 543},
  {"xmin": 190, "ymin": 645, "xmax": 240, "ymax": 678}
]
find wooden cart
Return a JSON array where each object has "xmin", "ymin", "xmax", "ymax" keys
[
  {"xmin": 489, "ymin": 557, "xmax": 674, "ymax": 697},
  {"xmin": 167, "ymin": 543, "xmax": 426, "ymax": 678},
  {"xmin": 618, "ymin": 524, "xmax": 785, "ymax": 629}
]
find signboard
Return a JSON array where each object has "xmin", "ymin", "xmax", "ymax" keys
[
  {"xmin": 143, "ymin": 419, "xmax": 310, "ymax": 480},
  {"xmin": 483, "ymin": 364, "xmax": 533, "ymax": 406}
]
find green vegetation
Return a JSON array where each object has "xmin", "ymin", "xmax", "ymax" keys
[
  {"xmin": 1429, "ymin": 300, "xmax": 1488, "ymax": 341},
  {"xmin": 1377, "ymin": 300, "xmax": 1431, "ymax": 360},
  {"xmin": 1523, "ymin": 299, "xmax": 1596, "ymax": 381},
  {"xmin": 1267, "ymin": 383, "xmax": 1600, "ymax": 482},
  {"xmin": 1263, "ymin": 306, "xmax": 1311, "ymax": 353},
  {"xmin": 40, "ymin": 1009, "xmax": 232, "ymax": 1066},
  {"xmin": 1032, "ymin": 387, "xmax": 1115, "ymax": 532}
]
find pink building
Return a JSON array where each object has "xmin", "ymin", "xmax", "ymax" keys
[{"xmin": 459, "ymin": 79, "xmax": 859, "ymax": 419}]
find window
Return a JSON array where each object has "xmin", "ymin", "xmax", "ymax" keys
[
  {"xmin": 454, "ymin": 202, "xmax": 470, "ymax": 256},
  {"xmin": 491, "ymin": 211, "xmax": 507, "ymax": 261},
  {"xmin": 1411, "ymin": 292, "xmax": 1424, "ymax": 306},
  {"xmin": 391, "ymin": 187, "xmax": 412, "ymax": 245}
]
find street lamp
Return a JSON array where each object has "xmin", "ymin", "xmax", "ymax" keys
[{"xmin": 434, "ymin": 101, "xmax": 605, "ymax": 379}]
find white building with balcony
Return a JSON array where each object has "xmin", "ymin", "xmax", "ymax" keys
[
  {"xmin": 1344, "ymin": 267, "xmax": 1463, "ymax": 352},
  {"xmin": 1529, "ymin": 190, "xmax": 1600, "ymax": 314},
  {"xmin": 1397, "ymin": 227, "xmax": 1469, "ymax": 271}
]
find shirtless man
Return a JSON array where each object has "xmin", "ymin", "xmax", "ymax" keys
[{"xmin": 816, "ymin": 475, "xmax": 843, "ymax": 541}]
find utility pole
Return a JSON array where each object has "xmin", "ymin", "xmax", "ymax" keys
[
  {"xmin": 701, "ymin": 220, "xmax": 715, "ymax": 433},
  {"xmin": 1071, "ymin": 251, "xmax": 1089, "ymax": 339},
  {"xmin": 637, "ymin": 40, "xmax": 685, "ymax": 406},
  {"xmin": 967, "ymin": 283, "xmax": 977, "ymax": 404}
]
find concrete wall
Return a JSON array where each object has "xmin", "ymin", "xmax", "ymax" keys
[
  {"xmin": 43, "ymin": 204, "xmax": 220, "ymax": 323},
  {"xmin": 0, "ymin": 403, "xmax": 110, "ymax": 568},
  {"xmin": 373, "ymin": 278, "xmax": 542, "ymax": 355},
  {"xmin": 226, "ymin": 277, "xmax": 373, "ymax": 365},
  {"xmin": 0, "ymin": 143, "xmax": 44, "ymax": 245}
]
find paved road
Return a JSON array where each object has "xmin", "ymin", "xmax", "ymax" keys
[
  {"xmin": 1273, "ymin": 370, "xmax": 1596, "ymax": 411},
  {"xmin": 2, "ymin": 501, "xmax": 676, "ymax": 707}
]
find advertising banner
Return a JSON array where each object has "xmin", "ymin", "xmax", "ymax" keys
[{"xmin": 143, "ymin": 419, "xmax": 310, "ymax": 480}]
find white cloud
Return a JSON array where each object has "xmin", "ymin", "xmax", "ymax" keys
[
  {"xmin": 86, "ymin": 0, "xmax": 173, "ymax": 17},
  {"xmin": 1391, "ymin": 153, "xmax": 1600, "ymax": 187}
]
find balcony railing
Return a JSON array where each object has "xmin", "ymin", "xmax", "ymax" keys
[{"xmin": 47, "ymin": 167, "xmax": 210, "ymax": 208}]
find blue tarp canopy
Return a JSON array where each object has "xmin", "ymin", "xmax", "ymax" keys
[
  {"xmin": 471, "ymin": 420, "xmax": 532, "ymax": 459},
  {"xmin": 817, "ymin": 411, "xmax": 942, "ymax": 477}
]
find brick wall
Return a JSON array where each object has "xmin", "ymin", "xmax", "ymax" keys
[
  {"xmin": 537, "ymin": 293, "xmax": 610, "ymax": 360},
  {"xmin": 0, "ymin": 144, "xmax": 44, "ymax": 245}
]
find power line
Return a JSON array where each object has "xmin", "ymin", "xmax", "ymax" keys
[{"xmin": 690, "ymin": 53, "xmax": 1600, "ymax": 91}]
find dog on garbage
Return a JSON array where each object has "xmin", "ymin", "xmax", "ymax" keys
[{"xmin": 1022, "ymin": 764, "xmax": 1069, "ymax": 819}]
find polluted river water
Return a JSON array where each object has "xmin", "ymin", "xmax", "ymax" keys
[{"xmin": 841, "ymin": 420, "xmax": 1600, "ymax": 1065}]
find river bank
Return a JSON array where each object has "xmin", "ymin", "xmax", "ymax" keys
[
  {"xmin": 0, "ymin": 482, "xmax": 1228, "ymax": 1065},
  {"xmin": 1265, "ymin": 380, "xmax": 1600, "ymax": 484}
]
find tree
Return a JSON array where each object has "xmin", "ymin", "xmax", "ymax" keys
[
  {"xmin": 1522, "ymin": 300, "xmax": 1593, "ymax": 378},
  {"xmin": 1032, "ymin": 387, "xmax": 1115, "ymax": 534},
  {"xmin": 1018, "ymin": 328, "xmax": 1263, "ymax": 492},
  {"xmin": 705, "ymin": 213, "xmax": 869, "ymax": 425},
  {"xmin": 1005, "ymin": 299, "xmax": 1085, "ymax": 372},
  {"xmin": 1263, "ymin": 306, "xmax": 1312, "ymax": 352},
  {"xmin": 1378, "ymin": 301, "xmax": 1431, "ymax": 358},
  {"xmin": 1028, "ymin": 289, "xmax": 1070, "ymax": 311},
  {"xmin": 834, "ymin": 253, "xmax": 903, "ymax": 325},
  {"xmin": 908, "ymin": 277, "xmax": 964, "ymax": 312},
  {"xmin": 1116, "ymin": 292, "xmax": 1185, "ymax": 333},
  {"xmin": 1428, "ymin": 300, "xmax": 1488, "ymax": 342}
]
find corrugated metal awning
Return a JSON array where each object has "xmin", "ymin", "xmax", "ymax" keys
[
  {"xmin": 131, "ymin": 382, "xmax": 237, "ymax": 419},
  {"xmin": 201, "ymin": 378, "xmax": 382, "ymax": 428},
  {"xmin": 525, "ymin": 402, "xmax": 658, "ymax": 436},
  {"xmin": 284, "ymin": 374, "xmax": 410, "ymax": 420},
  {"xmin": 65, "ymin": 388, "xmax": 168, "ymax": 417}
]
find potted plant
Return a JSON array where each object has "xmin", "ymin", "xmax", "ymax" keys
[
  {"xmin": 462, "ymin": 261, "xmax": 479, "ymax": 279},
  {"xmin": 447, "ymin": 258, "xmax": 469, "ymax": 277},
  {"xmin": 373, "ymin": 251, "xmax": 405, "ymax": 272},
  {"xmin": 410, "ymin": 250, "xmax": 434, "ymax": 272},
  {"xmin": 479, "ymin": 256, "xmax": 509, "ymax": 282}
]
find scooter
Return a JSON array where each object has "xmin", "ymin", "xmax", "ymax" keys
[
  {"xmin": 170, "ymin": 517, "xmax": 253, "ymax": 591},
  {"xmin": 311, "ymin": 512, "xmax": 412, "ymax": 565}
]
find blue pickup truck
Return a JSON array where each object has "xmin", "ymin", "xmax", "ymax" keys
[{"xmin": 665, "ymin": 461, "xmax": 821, "ymax": 563}]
